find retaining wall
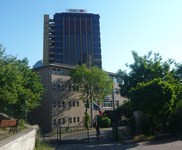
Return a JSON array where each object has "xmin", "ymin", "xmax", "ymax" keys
[{"xmin": 0, "ymin": 125, "xmax": 38, "ymax": 150}]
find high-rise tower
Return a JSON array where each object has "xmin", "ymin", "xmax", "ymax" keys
[{"xmin": 43, "ymin": 9, "xmax": 102, "ymax": 68}]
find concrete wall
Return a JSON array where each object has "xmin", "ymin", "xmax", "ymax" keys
[{"xmin": 0, "ymin": 125, "xmax": 38, "ymax": 150}]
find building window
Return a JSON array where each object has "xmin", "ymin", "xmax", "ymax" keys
[
  {"xmin": 57, "ymin": 85, "xmax": 60, "ymax": 91},
  {"xmin": 69, "ymin": 101, "xmax": 71, "ymax": 107},
  {"xmin": 77, "ymin": 101, "xmax": 79, "ymax": 107},
  {"xmin": 62, "ymin": 118, "xmax": 65, "ymax": 124},
  {"xmin": 105, "ymin": 96, "xmax": 110, "ymax": 101},
  {"xmin": 58, "ymin": 101, "xmax": 61, "ymax": 108},
  {"xmin": 53, "ymin": 101, "xmax": 56, "ymax": 108},
  {"xmin": 73, "ymin": 117, "xmax": 76, "ymax": 123},
  {"xmin": 69, "ymin": 117, "xmax": 72, "ymax": 123},
  {"xmin": 57, "ymin": 69, "xmax": 60, "ymax": 74},
  {"xmin": 53, "ymin": 68, "xmax": 56, "ymax": 74},
  {"xmin": 73, "ymin": 101, "xmax": 75, "ymax": 107},
  {"xmin": 53, "ymin": 119, "xmax": 56, "ymax": 126},
  {"xmin": 62, "ymin": 101, "xmax": 65, "ymax": 107},
  {"xmin": 58, "ymin": 118, "xmax": 61, "ymax": 125},
  {"xmin": 102, "ymin": 101, "xmax": 112, "ymax": 108},
  {"xmin": 77, "ymin": 117, "xmax": 80, "ymax": 122},
  {"xmin": 115, "ymin": 101, "xmax": 119, "ymax": 107},
  {"xmin": 61, "ymin": 69, "xmax": 65, "ymax": 75},
  {"xmin": 114, "ymin": 88, "xmax": 119, "ymax": 95},
  {"xmin": 53, "ymin": 84, "xmax": 56, "ymax": 90},
  {"xmin": 69, "ymin": 85, "xmax": 71, "ymax": 91}
]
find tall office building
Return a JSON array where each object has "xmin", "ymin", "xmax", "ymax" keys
[{"xmin": 43, "ymin": 9, "xmax": 102, "ymax": 68}]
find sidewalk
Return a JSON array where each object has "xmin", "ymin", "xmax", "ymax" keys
[{"xmin": 55, "ymin": 128, "xmax": 137, "ymax": 150}]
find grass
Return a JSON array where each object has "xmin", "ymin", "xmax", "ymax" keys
[
  {"xmin": 34, "ymin": 128, "xmax": 55, "ymax": 150},
  {"xmin": 34, "ymin": 141, "xmax": 54, "ymax": 150}
]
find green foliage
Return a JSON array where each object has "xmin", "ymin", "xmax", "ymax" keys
[
  {"xmin": 117, "ymin": 51, "xmax": 182, "ymax": 134},
  {"xmin": 169, "ymin": 100, "xmax": 182, "ymax": 134},
  {"xmin": 129, "ymin": 79, "xmax": 175, "ymax": 117},
  {"xmin": 71, "ymin": 64, "xmax": 113, "ymax": 114},
  {"xmin": 84, "ymin": 112, "xmax": 90, "ymax": 129},
  {"xmin": 0, "ymin": 45, "xmax": 44, "ymax": 119},
  {"xmin": 17, "ymin": 119, "xmax": 27, "ymax": 130},
  {"xmin": 99, "ymin": 115, "xmax": 111, "ymax": 128},
  {"xmin": 129, "ymin": 79, "xmax": 175, "ymax": 132},
  {"xmin": 116, "ymin": 101, "xmax": 132, "ymax": 120},
  {"xmin": 35, "ymin": 129, "xmax": 54, "ymax": 150},
  {"xmin": 117, "ymin": 51, "xmax": 174, "ymax": 97}
]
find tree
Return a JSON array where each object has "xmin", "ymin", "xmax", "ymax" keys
[
  {"xmin": 0, "ymin": 45, "xmax": 44, "ymax": 120},
  {"xmin": 129, "ymin": 78, "xmax": 175, "ymax": 129},
  {"xmin": 71, "ymin": 64, "xmax": 113, "ymax": 126},
  {"xmin": 116, "ymin": 51, "xmax": 182, "ymax": 133},
  {"xmin": 117, "ymin": 51, "xmax": 174, "ymax": 97}
]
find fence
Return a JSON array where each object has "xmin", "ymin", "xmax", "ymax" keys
[
  {"xmin": 41, "ymin": 126, "xmax": 90, "ymax": 144},
  {"xmin": 60, "ymin": 126, "xmax": 89, "ymax": 143}
]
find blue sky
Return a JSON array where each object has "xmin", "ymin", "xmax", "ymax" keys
[{"xmin": 0, "ymin": 0, "xmax": 182, "ymax": 72}]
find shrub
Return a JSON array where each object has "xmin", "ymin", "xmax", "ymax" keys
[
  {"xmin": 34, "ymin": 128, "xmax": 54, "ymax": 150},
  {"xmin": 99, "ymin": 116, "xmax": 111, "ymax": 128},
  {"xmin": 168, "ymin": 100, "xmax": 182, "ymax": 134}
]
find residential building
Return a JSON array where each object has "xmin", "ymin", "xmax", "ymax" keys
[{"xmin": 43, "ymin": 9, "xmax": 102, "ymax": 68}]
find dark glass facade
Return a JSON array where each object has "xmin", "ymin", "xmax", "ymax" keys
[{"xmin": 47, "ymin": 12, "xmax": 102, "ymax": 68}]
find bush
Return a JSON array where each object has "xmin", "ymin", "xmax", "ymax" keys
[
  {"xmin": 34, "ymin": 128, "xmax": 54, "ymax": 150},
  {"xmin": 169, "ymin": 100, "xmax": 182, "ymax": 134},
  {"xmin": 99, "ymin": 116, "xmax": 111, "ymax": 128},
  {"xmin": 17, "ymin": 119, "xmax": 27, "ymax": 130}
]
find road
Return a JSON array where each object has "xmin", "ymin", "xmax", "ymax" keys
[
  {"xmin": 55, "ymin": 128, "xmax": 182, "ymax": 150},
  {"xmin": 56, "ymin": 128, "xmax": 136, "ymax": 150}
]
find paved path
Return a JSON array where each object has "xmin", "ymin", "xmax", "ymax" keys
[
  {"xmin": 55, "ymin": 128, "xmax": 182, "ymax": 150},
  {"xmin": 55, "ymin": 128, "xmax": 137, "ymax": 150},
  {"xmin": 135, "ymin": 136, "xmax": 182, "ymax": 150}
]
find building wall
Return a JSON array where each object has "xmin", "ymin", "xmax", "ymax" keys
[
  {"xmin": 28, "ymin": 66, "xmax": 53, "ymax": 131},
  {"xmin": 51, "ymin": 67, "xmax": 85, "ymax": 128},
  {"xmin": 28, "ymin": 64, "xmax": 126, "ymax": 131},
  {"xmin": 0, "ymin": 126, "xmax": 37, "ymax": 150},
  {"xmin": 43, "ymin": 11, "xmax": 102, "ymax": 68}
]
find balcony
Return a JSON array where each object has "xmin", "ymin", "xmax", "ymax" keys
[
  {"xmin": 49, "ymin": 23, "xmax": 55, "ymax": 27},
  {"xmin": 49, "ymin": 19, "xmax": 54, "ymax": 22},
  {"xmin": 49, "ymin": 34, "xmax": 55, "ymax": 38},
  {"xmin": 49, "ymin": 57, "xmax": 55, "ymax": 60},
  {"xmin": 49, "ymin": 40, "xmax": 55, "ymax": 43},
  {"xmin": 49, "ymin": 29, "xmax": 55, "ymax": 33},
  {"xmin": 49, "ymin": 51, "xmax": 55, "ymax": 55},
  {"xmin": 49, "ymin": 45, "xmax": 55, "ymax": 49}
]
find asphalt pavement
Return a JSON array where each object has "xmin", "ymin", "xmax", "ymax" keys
[
  {"xmin": 55, "ymin": 128, "xmax": 182, "ymax": 150},
  {"xmin": 55, "ymin": 128, "xmax": 138, "ymax": 150}
]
